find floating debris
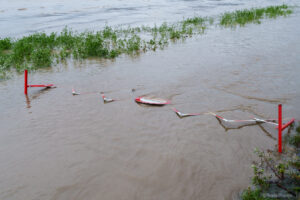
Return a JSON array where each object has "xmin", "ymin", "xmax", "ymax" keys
[
  {"xmin": 173, "ymin": 108, "xmax": 202, "ymax": 118},
  {"xmin": 135, "ymin": 96, "xmax": 171, "ymax": 106},
  {"xmin": 208, "ymin": 112, "xmax": 294, "ymax": 127},
  {"xmin": 101, "ymin": 94, "xmax": 115, "ymax": 103},
  {"xmin": 208, "ymin": 112, "xmax": 257, "ymax": 123},
  {"xmin": 72, "ymin": 88, "xmax": 80, "ymax": 95},
  {"xmin": 253, "ymin": 118, "xmax": 278, "ymax": 125}
]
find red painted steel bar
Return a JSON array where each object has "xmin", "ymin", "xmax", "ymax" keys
[
  {"xmin": 276, "ymin": 118, "xmax": 295, "ymax": 131},
  {"xmin": 278, "ymin": 104, "xmax": 282, "ymax": 153},
  {"xmin": 24, "ymin": 69, "xmax": 54, "ymax": 94},
  {"xmin": 28, "ymin": 84, "xmax": 54, "ymax": 88},
  {"xmin": 281, "ymin": 118, "xmax": 295, "ymax": 131},
  {"xmin": 24, "ymin": 70, "xmax": 28, "ymax": 95}
]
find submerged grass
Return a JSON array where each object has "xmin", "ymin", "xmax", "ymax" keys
[
  {"xmin": 220, "ymin": 4, "xmax": 292, "ymax": 27},
  {"xmin": 0, "ymin": 17, "xmax": 208, "ymax": 74},
  {"xmin": 0, "ymin": 4, "xmax": 293, "ymax": 76}
]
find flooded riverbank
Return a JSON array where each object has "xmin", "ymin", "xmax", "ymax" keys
[
  {"xmin": 0, "ymin": 5, "xmax": 293, "ymax": 76},
  {"xmin": 1, "ymin": 1, "xmax": 300, "ymax": 200},
  {"xmin": 0, "ymin": 0, "xmax": 299, "ymax": 38}
]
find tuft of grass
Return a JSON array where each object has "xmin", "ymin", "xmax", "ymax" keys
[
  {"xmin": 296, "ymin": 125, "xmax": 300, "ymax": 133},
  {"xmin": 0, "ymin": 54, "xmax": 12, "ymax": 70},
  {"xmin": 289, "ymin": 135, "xmax": 300, "ymax": 147},
  {"xmin": 0, "ymin": 38, "xmax": 12, "ymax": 52},
  {"xmin": 183, "ymin": 17, "xmax": 206, "ymax": 26},
  {"xmin": 289, "ymin": 124, "xmax": 300, "ymax": 147},
  {"xmin": 31, "ymin": 48, "xmax": 52, "ymax": 67},
  {"xmin": 125, "ymin": 35, "xmax": 141, "ymax": 52},
  {"xmin": 242, "ymin": 188, "xmax": 272, "ymax": 200},
  {"xmin": 220, "ymin": 4, "xmax": 292, "ymax": 27},
  {"xmin": 170, "ymin": 30, "xmax": 181, "ymax": 39}
]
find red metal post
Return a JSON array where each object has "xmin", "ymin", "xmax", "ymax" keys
[
  {"xmin": 24, "ymin": 70, "xmax": 28, "ymax": 95},
  {"xmin": 278, "ymin": 104, "xmax": 282, "ymax": 153}
]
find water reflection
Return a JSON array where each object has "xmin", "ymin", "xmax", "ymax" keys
[
  {"xmin": 24, "ymin": 87, "xmax": 55, "ymax": 108},
  {"xmin": 25, "ymin": 94, "xmax": 31, "ymax": 108}
]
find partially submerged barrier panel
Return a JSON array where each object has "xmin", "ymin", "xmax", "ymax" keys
[{"xmin": 24, "ymin": 70, "xmax": 54, "ymax": 95}]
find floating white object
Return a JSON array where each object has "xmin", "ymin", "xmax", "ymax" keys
[
  {"xmin": 173, "ymin": 108, "xmax": 202, "ymax": 118},
  {"xmin": 208, "ymin": 112, "xmax": 281, "ymax": 125},
  {"xmin": 253, "ymin": 118, "xmax": 278, "ymax": 125},
  {"xmin": 72, "ymin": 88, "xmax": 80, "ymax": 95},
  {"xmin": 135, "ymin": 96, "xmax": 171, "ymax": 105},
  {"xmin": 208, "ymin": 112, "xmax": 258, "ymax": 123},
  {"xmin": 101, "ymin": 95, "xmax": 115, "ymax": 103}
]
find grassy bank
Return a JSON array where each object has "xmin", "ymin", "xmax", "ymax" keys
[
  {"xmin": 0, "ymin": 4, "xmax": 293, "ymax": 78},
  {"xmin": 241, "ymin": 123, "xmax": 300, "ymax": 200}
]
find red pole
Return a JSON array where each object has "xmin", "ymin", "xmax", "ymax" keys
[
  {"xmin": 24, "ymin": 70, "xmax": 28, "ymax": 95},
  {"xmin": 278, "ymin": 104, "xmax": 282, "ymax": 153}
]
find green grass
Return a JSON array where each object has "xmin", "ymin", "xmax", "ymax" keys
[
  {"xmin": 242, "ymin": 188, "xmax": 273, "ymax": 200},
  {"xmin": 0, "ymin": 17, "xmax": 209, "ymax": 74},
  {"xmin": 0, "ymin": 4, "xmax": 293, "ymax": 76},
  {"xmin": 289, "ymin": 124, "xmax": 300, "ymax": 147},
  {"xmin": 242, "ymin": 125, "xmax": 300, "ymax": 200},
  {"xmin": 0, "ymin": 38, "xmax": 12, "ymax": 52},
  {"xmin": 220, "ymin": 4, "xmax": 292, "ymax": 27}
]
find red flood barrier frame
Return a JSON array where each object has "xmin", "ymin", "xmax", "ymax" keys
[
  {"xmin": 24, "ymin": 70, "xmax": 54, "ymax": 95},
  {"xmin": 277, "ymin": 104, "xmax": 295, "ymax": 153}
]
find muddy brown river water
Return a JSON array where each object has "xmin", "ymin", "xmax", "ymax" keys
[{"xmin": 1, "ymin": 1, "xmax": 300, "ymax": 200}]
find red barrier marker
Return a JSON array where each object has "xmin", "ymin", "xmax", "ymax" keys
[
  {"xmin": 277, "ymin": 105, "xmax": 295, "ymax": 153},
  {"xmin": 28, "ymin": 84, "xmax": 54, "ymax": 88},
  {"xmin": 281, "ymin": 118, "xmax": 295, "ymax": 131},
  {"xmin": 24, "ymin": 70, "xmax": 28, "ymax": 95},
  {"xmin": 278, "ymin": 104, "xmax": 282, "ymax": 153},
  {"xmin": 276, "ymin": 118, "xmax": 295, "ymax": 131},
  {"xmin": 24, "ymin": 70, "xmax": 54, "ymax": 95}
]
